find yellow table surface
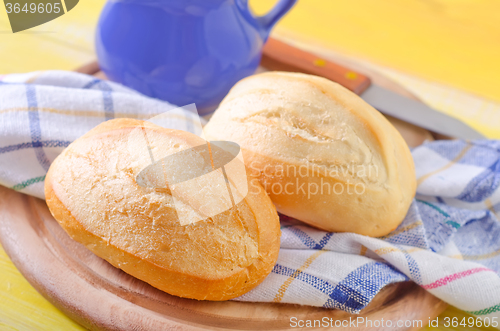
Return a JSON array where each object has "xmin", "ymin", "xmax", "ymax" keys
[{"xmin": 0, "ymin": 0, "xmax": 499, "ymax": 330}]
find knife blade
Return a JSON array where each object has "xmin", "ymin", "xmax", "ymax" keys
[
  {"xmin": 361, "ymin": 85, "xmax": 485, "ymax": 139},
  {"xmin": 261, "ymin": 38, "xmax": 485, "ymax": 140}
]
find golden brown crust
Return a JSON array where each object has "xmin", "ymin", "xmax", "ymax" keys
[
  {"xmin": 45, "ymin": 119, "xmax": 280, "ymax": 300},
  {"xmin": 204, "ymin": 72, "xmax": 417, "ymax": 237}
]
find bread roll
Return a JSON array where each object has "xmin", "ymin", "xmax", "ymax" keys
[
  {"xmin": 45, "ymin": 118, "xmax": 280, "ymax": 301},
  {"xmin": 204, "ymin": 72, "xmax": 416, "ymax": 237}
]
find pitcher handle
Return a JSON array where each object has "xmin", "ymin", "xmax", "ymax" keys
[{"xmin": 236, "ymin": 0, "xmax": 297, "ymax": 41}]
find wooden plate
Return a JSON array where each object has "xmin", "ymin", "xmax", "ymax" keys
[
  {"xmin": 0, "ymin": 186, "xmax": 447, "ymax": 331},
  {"xmin": 0, "ymin": 41, "xmax": 450, "ymax": 330}
]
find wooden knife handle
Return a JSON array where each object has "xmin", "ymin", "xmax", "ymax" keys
[{"xmin": 262, "ymin": 38, "xmax": 371, "ymax": 95}]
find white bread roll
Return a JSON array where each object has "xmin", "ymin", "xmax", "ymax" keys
[
  {"xmin": 45, "ymin": 119, "xmax": 280, "ymax": 301},
  {"xmin": 204, "ymin": 72, "xmax": 416, "ymax": 237}
]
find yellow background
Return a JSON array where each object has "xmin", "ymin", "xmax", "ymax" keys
[
  {"xmin": 253, "ymin": 0, "xmax": 500, "ymax": 104},
  {"xmin": 0, "ymin": 0, "xmax": 499, "ymax": 330}
]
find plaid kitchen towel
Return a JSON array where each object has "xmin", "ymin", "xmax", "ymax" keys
[
  {"xmin": 1, "ymin": 71, "xmax": 500, "ymax": 322},
  {"xmin": 0, "ymin": 71, "xmax": 203, "ymax": 199}
]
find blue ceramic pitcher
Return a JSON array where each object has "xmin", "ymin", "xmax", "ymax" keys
[{"xmin": 96, "ymin": 0, "xmax": 297, "ymax": 114}]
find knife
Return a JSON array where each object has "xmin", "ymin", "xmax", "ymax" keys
[{"xmin": 261, "ymin": 38, "xmax": 485, "ymax": 140}]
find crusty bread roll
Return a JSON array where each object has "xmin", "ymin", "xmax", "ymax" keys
[
  {"xmin": 45, "ymin": 118, "xmax": 280, "ymax": 301},
  {"xmin": 204, "ymin": 72, "xmax": 416, "ymax": 237}
]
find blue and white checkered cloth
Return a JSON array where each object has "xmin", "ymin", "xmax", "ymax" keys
[{"xmin": 1, "ymin": 71, "xmax": 500, "ymax": 322}]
